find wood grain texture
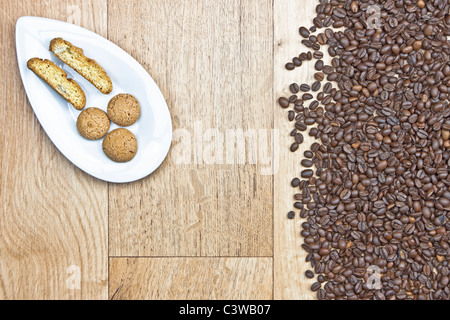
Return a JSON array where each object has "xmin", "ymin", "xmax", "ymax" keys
[
  {"xmin": 0, "ymin": 0, "xmax": 108, "ymax": 300},
  {"xmin": 109, "ymin": 258, "xmax": 273, "ymax": 300},
  {"xmin": 107, "ymin": 0, "xmax": 274, "ymax": 258},
  {"xmin": 273, "ymin": 0, "xmax": 322, "ymax": 300}
]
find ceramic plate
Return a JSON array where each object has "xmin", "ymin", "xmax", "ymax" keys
[{"xmin": 16, "ymin": 16, "xmax": 172, "ymax": 183}]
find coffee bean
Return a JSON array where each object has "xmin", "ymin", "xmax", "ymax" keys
[
  {"xmin": 299, "ymin": 27, "xmax": 310, "ymax": 38},
  {"xmin": 300, "ymin": 84, "xmax": 311, "ymax": 92},
  {"xmin": 301, "ymin": 170, "xmax": 314, "ymax": 178},
  {"xmin": 311, "ymin": 81, "xmax": 321, "ymax": 92},
  {"xmin": 313, "ymin": 51, "xmax": 324, "ymax": 60},
  {"xmin": 287, "ymin": 211, "xmax": 295, "ymax": 219},
  {"xmin": 278, "ymin": 97, "xmax": 290, "ymax": 108},
  {"xmin": 290, "ymin": 143, "xmax": 299, "ymax": 152},
  {"xmin": 288, "ymin": 110, "xmax": 295, "ymax": 122},
  {"xmin": 304, "ymin": 151, "xmax": 313, "ymax": 159},
  {"xmin": 301, "ymin": 160, "xmax": 313, "ymax": 167},
  {"xmin": 314, "ymin": 72, "xmax": 325, "ymax": 81},
  {"xmin": 291, "ymin": 178, "xmax": 300, "ymax": 188},
  {"xmin": 305, "ymin": 270, "xmax": 315, "ymax": 279},
  {"xmin": 285, "ymin": 63, "xmax": 295, "ymax": 70},
  {"xmin": 424, "ymin": 25, "xmax": 434, "ymax": 36},
  {"xmin": 311, "ymin": 282, "xmax": 321, "ymax": 292},
  {"xmin": 315, "ymin": 60, "xmax": 324, "ymax": 71},
  {"xmin": 302, "ymin": 93, "xmax": 313, "ymax": 101},
  {"xmin": 290, "ymin": 83, "xmax": 300, "ymax": 94},
  {"xmin": 317, "ymin": 33, "xmax": 327, "ymax": 45},
  {"xmin": 293, "ymin": 57, "xmax": 302, "ymax": 67}
]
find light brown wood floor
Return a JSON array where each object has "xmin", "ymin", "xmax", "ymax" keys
[{"xmin": 0, "ymin": 0, "xmax": 321, "ymax": 300}]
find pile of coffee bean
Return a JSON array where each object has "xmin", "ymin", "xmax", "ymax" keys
[{"xmin": 279, "ymin": 0, "xmax": 450, "ymax": 300}]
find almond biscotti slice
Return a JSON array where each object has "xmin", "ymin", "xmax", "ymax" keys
[
  {"xmin": 50, "ymin": 38, "xmax": 113, "ymax": 94},
  {"xmin": 27, "ymin": 58, "xmax": 86, "ymax": 110}
]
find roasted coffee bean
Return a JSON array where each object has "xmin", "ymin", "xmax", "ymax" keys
[
  {"xmin": 278, "ymin": 97, "xmax": 290, "ymax": 108},
  {"xmin": 317, "ymin": 33, "xmax": 328, "ymax": 45},
  {"xmin": 300, "ymin": 84, "xmax": 311, "ymax": 92},
  {"xmin": 315, "ymin": 60, "xmax": 324, "ymax": 71},
  {"xmin": 285, "ymin": 63, "xmax": 295, "ymax": 70},
  {"xmin": 290, "ymin": 143, "xmax": 299, "ymax": 152},
  {"xmin": 311, "ymin": 81, "xmax": 321, "ymax": 92},
  {"xmin": 299, "ymin": 27, "xmax": 310, "ymax": 38},
  {"xmin": 302, "ymin": 93, "xmax": 314, "ymax": 101},
  {"xmin": 311, "ymin": 282, "xmax": 321, "ymax": 292},
  {"xmin": 313, "ymin": 51, "xmax": 324, "ymax": 59},
  {"xmin": 293, "ymin": 57, "xmax": 302, "ymax": 67},
  {"xmin": 290, "ymin": 83, "xmax": 300, "ymax": 94},
  {"xmin": 288, "ymin": 110, "xmax": 295, "ymax": 122},
  {"xmin": 301, "ymin": 160, "xmax": 313, "ymax": 167},
  {"xmin": 304, "ymin": 151, "xmax": 314, "ymax": 159},
  {"xmin": 314, "ymin": 72, "xmax": 325, "ymax": 82},
  {"xmin": 291, "ymin": 178, "xmax": 300, "ymax": 188},
  {"xmin": 301, "ymin": 170, "xmax": 314, "ymax": 178},
  {"xmin": 288, "ymin": 211, "xmax": 295, "ymax": 220}
]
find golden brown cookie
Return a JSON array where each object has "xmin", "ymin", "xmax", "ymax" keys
[
  {"xmin": 107, "ymin": 94, "xmax": 141, "ymax": 127},
  {"xmin": 102, "ymin": 128, "xmax": 138, "ymax": 163},
  {"xmin": 77, "ymin": 108, "xmax": 110, "ymax": 140}
]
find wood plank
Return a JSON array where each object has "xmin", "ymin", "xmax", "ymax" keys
[
  {"xmin": 107, "ymin": 0, "xmax": 274, "ymax": 257},
  {"xmin": 109, "ymin": 257, "xmax": 273, "ymax": 300},
  {"xmin": 273, "ymin": 0, "xmax": 322, "ymax": 300},
  {"xmin": 0, "ymin": 0, "xmax": 108, "ymax": 300}
]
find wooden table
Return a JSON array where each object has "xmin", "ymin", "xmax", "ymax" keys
[{"xmin": 0, "ymin": 0, "xmax": 320, "ymax": 300}]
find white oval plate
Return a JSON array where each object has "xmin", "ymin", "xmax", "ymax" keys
[{"xmin": 16, "ymin": 16, "xmax": 172, "ymax": 183}]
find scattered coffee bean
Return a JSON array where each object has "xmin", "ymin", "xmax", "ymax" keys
[
  {"xmin": 299, "ymin": 27, "xmax": 310, "ymax": 38},
  {"xmin": 302, "ymin": 93, "xmax": 313, "ymax": 101},
  {"xmin": 313, "ymin": 51, "xmax": 324, "ymax": 59},
  {"xmin": 278, "ymin": 97, "xmax": 290, "ymax": 108},
  {"xmin": 288, "ymin": 110, "xmax": 295, "ymax": 122},
  {"xmin": 314, "ymin": 72, "xmax": 324, "ymax": 81},
  {"xmin": 290, "ymin": 143, "xmax": 299, "ymax": 152},
  {"xmin": 314, "ymin": 60, "xmax": 324, "ymax": 71},
  {"xmin": 291, "ymin": 178, "xmax": 300, "ymax": 188},
  {"xmin": 287, "ymin": 211, "xmax": 295, "ymax": 220},
  {"xmin": 293, "ymin": 57, "xmax": 302, "ymax": 67},
  {"xmin": 300, "ymin": 84, "xmax": 311, "ymax": 92},
  {"xmin": 285, "ymin": 63, "xmax": 295, "ymax": 70},
  {"xmin": 301, "ymin": 170, "xmax": 314, "ymax": 178},
  {"xmin": 311, "ymin": 81, "xmax": 321, "ymax": 92},
  {"xmin": 301, "ymin": 159, "xmax": 313, "ymax": 167},
  {"xmin": 290, "ymin": 83, "xmax": 300, "ymax": 94}
]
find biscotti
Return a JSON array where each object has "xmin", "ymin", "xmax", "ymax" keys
[
  {"xmin": 27, "ymin": 58, "xmax": 86, "ymax": 110},
  {"xmin": 50, "ymin": 38, "xmax": 113, "ymax": 94}
]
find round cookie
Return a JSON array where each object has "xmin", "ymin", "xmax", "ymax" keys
[
  {"xmin": 102, "ymin": 128, "xmax": 138, "ymax": 163},
  {"xmin": 77, "ymin": 107, "xmax": 110, "ymax": 140},
  {"xmin": 107, "ymin": 94, "xmax": 141, "ymax": 127}
]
